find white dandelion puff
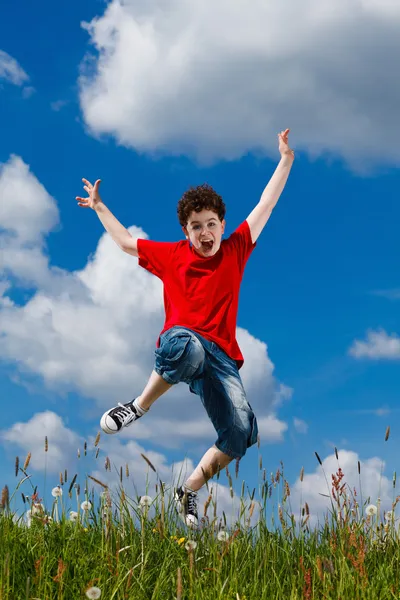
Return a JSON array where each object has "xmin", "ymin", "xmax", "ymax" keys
[
  {"xmin": 69, "ymin": 511, "xmax": 79, "ymax": 522},
  {"xmin": 51, "ymin": 486, "xmax": 63, "ymax": 497},
  {"xmin": 365, "ymin": 504, "xmax": 378, "ymax": 517},
  {"xmin": 139, "ymin": 495, "xmax": 153, "ymax": 509},
  {"xmin": 81, "ymin": 500, "xmax": 92, "ymax": 511},
  {"xmin": 85, "ymin": 586, "xmax": 101, "ymax": 599},
  {"xmin": 185, "ymin": 540, "xmax": 197, "ymax": 551},
  {"xmin": 385, "ymin": 510, "xmax": 394, "ymax": 521},
  {"xmin": 217, "ymin": 530, "xmax": 230, "ymax": 542}
]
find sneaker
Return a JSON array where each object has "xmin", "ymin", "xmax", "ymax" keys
[
  {"xmin": 174, "ymin": 486, "xmax": 198, "ymax": 529},
  {"xmin": 100, "ymin": 400, "xmax": 142, "ymax": 434}
]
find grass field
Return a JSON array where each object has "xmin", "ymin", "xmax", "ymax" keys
[{"xmin": 1, "ymin": 431, "xmax": 399, "ymax": 599}]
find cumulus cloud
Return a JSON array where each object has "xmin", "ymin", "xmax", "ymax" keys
[
  {"xmin": 0, "ymin": 155, "xmax": 60, "ymax": 288},
  {"xmin": 0, "ymin": 50, "xmax": 29, "ymax": 86},
  {"xmin": 79, "ymin": 0, "xmax": 400, "ymax": 168},
  {"xmin": 0, "ymin": 155, "xmax": 289, "ymax": 451},
  {"xmin": 1, "ymin": 411, "xmax": 80, "ymax": 474},
  {"xmin": 0, "ymin": 410, "xmax": 250, "ymax": 525},
  {"xmin": 291, "ymin": 449, "xmax": 393, "ymax": 525},
  {"xmin": 89, "ymin": 434, "xmax": 256, "ymax": 526},
  {"xmin": 349, "ymin": 330, "xmax": 400, "ymax": 360}
]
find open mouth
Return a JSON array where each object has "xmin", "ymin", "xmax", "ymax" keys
[{"xmin": 201, "ymin": 241, "xmax": 213, "ymax": 252}]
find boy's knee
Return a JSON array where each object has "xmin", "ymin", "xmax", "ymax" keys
[{"xmin": 218, "ymin": 412, "xmax": 258, "ymax": 459}]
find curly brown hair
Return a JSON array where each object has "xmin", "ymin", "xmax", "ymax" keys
[{"xmin": 177, "ymin": 183, "xmax": 226, "ymax": 227}]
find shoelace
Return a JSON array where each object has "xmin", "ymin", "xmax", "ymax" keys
[
  {"xmin": 113, "ymin": 402, "xmax": 137, "ymax": 427},
  {"xmin": 185, "ymin": 491, "xmax": 198, "ymax": 515}
]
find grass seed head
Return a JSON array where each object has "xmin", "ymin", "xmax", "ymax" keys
[
  {"xmin": 1, "ymin": 485, "xmax": 9, "ymax": 509},
  {"xmin": 23, "ymin": 452, "xmax": 31, "ymax": 471}
]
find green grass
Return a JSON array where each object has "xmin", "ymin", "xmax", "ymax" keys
[{"xmin": 1, "ymin": 441, "xmax": 400, "ymax": 599}]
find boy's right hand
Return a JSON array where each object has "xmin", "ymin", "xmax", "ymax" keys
[{"xmin": 76, "ymin": 178, "xmax": 102, "ymax": 210}]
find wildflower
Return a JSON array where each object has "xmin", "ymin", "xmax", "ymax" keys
[
  {"xmin": 85, "ymin": 587, "xmax": 101, "ymax": 599},
  {"xmin": 43, "ymin": 515, "xmax": 53, "ymax": 525},
  {"xmin": 31, "ymin": 503, "xmax": 45, "ymax": 515},
  {"xmin": 139, "ymin": 495, "xmax": 153, "ymax": 509},
  {"xmin": 69, "ymin": 511, "xmax": 79, "ymax": 522},
  {"xmin": 51, "ymin": 486, "xmax": 63, "ymax": 498},
  {"xmin": 177, "ymin": 537, "xmax": 186, "ymax": 546},
  {"xmin": 217, "ymin": 530, "xmax": 229, "ymax": 542},
  {"xmin": 365, "ymin": 504, "xmax": 378, "ymax": 517},
  {"xmin": 185, "ymin": 540, "xmax": 197, "ymax": 551},
  {"xmin": 81, "ymin": 500, "xmax": 92, "ymax": 511}
]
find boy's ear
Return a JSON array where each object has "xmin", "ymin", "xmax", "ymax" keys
[
  {"xmin": 182, "ymin": 226, "xmax": 189, "ymax": 239},
  {"xmin": 221, "ymin": 219, "xmax": 226, "ymax": 234}
]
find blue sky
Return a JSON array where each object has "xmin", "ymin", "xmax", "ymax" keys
[{"xmin": 0, "ymin": 0, "xmax": 399, "ymax": 520}]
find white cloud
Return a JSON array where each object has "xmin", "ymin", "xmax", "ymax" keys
[
  {"xmin": 79, "ymin": 0, "xmax": 400, "ymax": 168},
  {"xmin": 89, "ymin": 434, "xmax": 256, "ymax": 527},
  {"xmin": 1, "ymin": 411, "xmax": 80, "ymax": 474},
  {"xmin": 291, "ymin": 449, "xmax": 393, "ymax": 525},
  {"xmin": 293, "ymin": 418, "xmax": 308, "ymax": 434},
  {"xmin": 0, "ymin": 50, "xmax": 29, "ymax": 86},
  {"xmin": 349, "ymin": 330, "xmax": 400, "ymax": 360},
  {"xmin": 0, "ymin": 155, "xmax": 59, "ymax": 243},
  {"xmin": 257, "ymin": 416, "xmax": 288, "ymax": 442},
  {"xmin": 0, "ymin": 155, "xmax": 289, "ymax": 450}
]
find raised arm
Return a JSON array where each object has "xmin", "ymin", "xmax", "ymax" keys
[
  {"xmin": 246, "ymin": 129, "xmax": 294, "ymax": 244},
  {"xmin": 76, "ymin": 179, "xmax": 138, "ymax": 257}
]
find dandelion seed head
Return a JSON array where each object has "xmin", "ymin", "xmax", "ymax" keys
[
  {"xmin": 385, "ymin": 510, "xmax": 394, "ymax": 521},
  {"xmin": 217, "ymin": 530, "xmax": 229, "ymax": 542},
  {"xmin": 51, "ymin": 486, "xmax": 63, "ymax": 498},
  {"xmin": 81, "ymin": 500, "xmax": 92, "ymax": 511},
  {"xmin": 366, "ymin": 504, "xmax": 378, "ymax": 516},
  {"xmin": 185, "ymin": 540, "xmax": 197, "ymax": 551},
  {"xmin": 69, "ymin": 511, "xmax": 78, "ymax": 522},
  {"xmin": 139, "ymin": 495, "xmax": 152, "ymax": 508},
  {"xmin": 85, "ymin": 586, "xmax": 101, "ymax": 599}
]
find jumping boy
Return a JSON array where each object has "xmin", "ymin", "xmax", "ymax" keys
[{"xmin": 76, "ymin": 129, "xmax": 294, "ymax": 527}]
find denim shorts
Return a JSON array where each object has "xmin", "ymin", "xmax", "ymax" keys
[{"xmin": 154, "ymin": 326, "xmax": 258, "ymax": 460}]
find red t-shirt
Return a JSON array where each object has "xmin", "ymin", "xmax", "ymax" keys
[{"xmin": 137, "ymin": 220, "xmax": 256, "ymax": 368}]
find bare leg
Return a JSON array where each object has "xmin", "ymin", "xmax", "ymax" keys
[
  {"xmin": 136, "ymin": 370, "xmax": 173, "ymax": 411},
  {"xmin": 184, "ymin": 445, "xmax": 233, "ymax": 492}
]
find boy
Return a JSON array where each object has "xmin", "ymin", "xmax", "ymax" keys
[{"xmin": 76, "ymin": 129, "xmax": 294, "ymax": 527}]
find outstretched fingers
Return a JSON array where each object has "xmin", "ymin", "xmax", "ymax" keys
[
  {"xmin": 82, "ymin": 178, "xmax": 92, "ymax": 188},
  {"xmin": 76, "ymin": 196, "xmax": 90, "ymax": 207}
]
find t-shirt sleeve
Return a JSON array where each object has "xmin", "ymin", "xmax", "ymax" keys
[
  {"xmin": 137, "ymin": 238, "xmax": 176, "ymax": 280},
  {"xmin": 227, "ymin": 220, "xmax": 256, "ymax": 273}
]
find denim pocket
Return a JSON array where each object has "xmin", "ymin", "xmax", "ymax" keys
[{"xmin": 156, "ymin": 332, "xmax": 191, "ymax": 364}]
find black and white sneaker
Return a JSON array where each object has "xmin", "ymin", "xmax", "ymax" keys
[
  {"xmin": 100, "ymin": 400, "xmax": 143, "ymax": 434},
  {"xmin": 174, "ymin": 486, "xmax": 199, "ymax": 529}
]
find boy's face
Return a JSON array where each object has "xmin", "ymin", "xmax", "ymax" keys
[{"xmin": 183, "ymin": 209, "xmax": 226, "ymax": 257}]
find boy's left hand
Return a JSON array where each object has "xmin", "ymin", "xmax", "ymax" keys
[{"xmin": 278, "ymin": 129, "xmax": 295, "ymax": 160}]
